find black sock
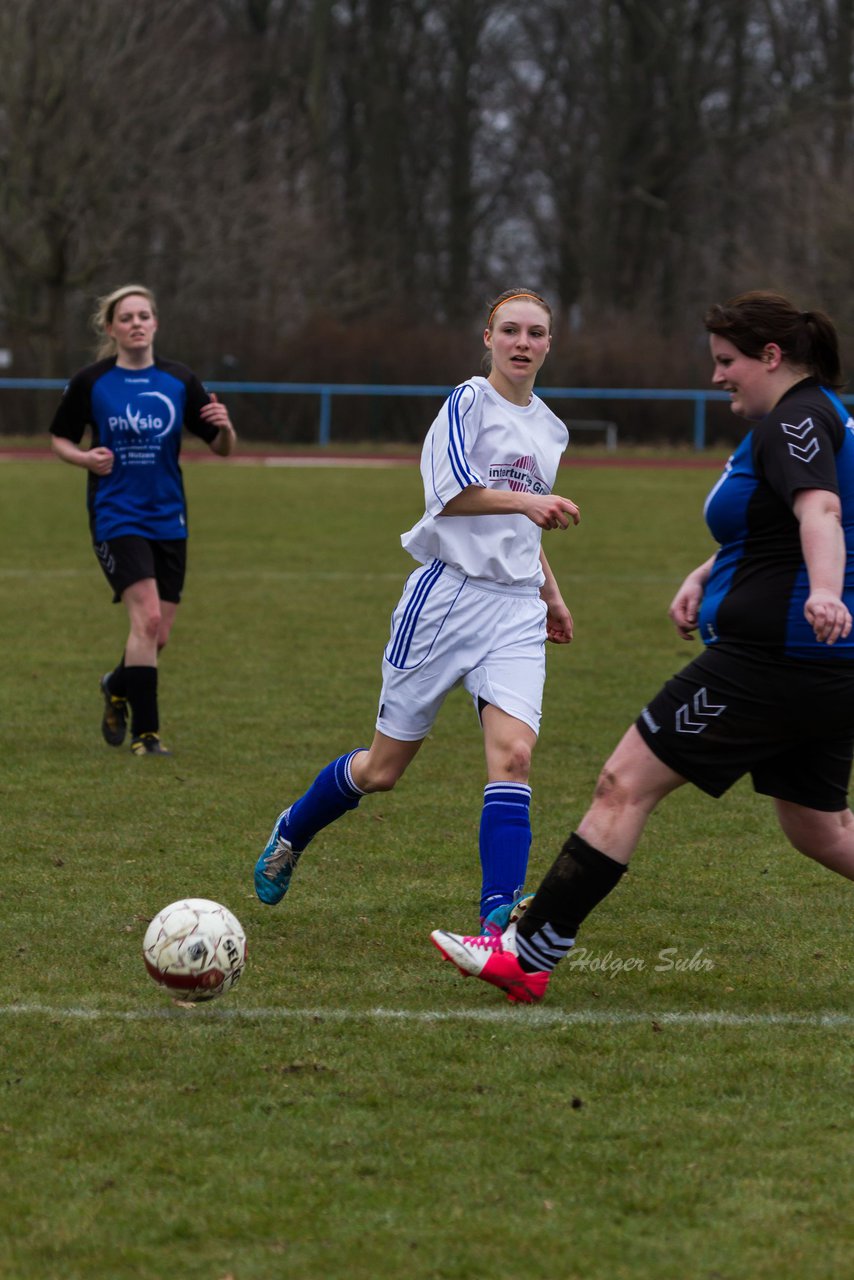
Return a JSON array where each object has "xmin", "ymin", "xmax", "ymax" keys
[
  {"xmin": 124, "ymin": 666, "xmax": 159, "ymax": 737},
  {"xmin": 107, "ymin": 657, "xmax": 128, "ymax": 699},
  {"xmin": 514, "ymin": 832, "xmax": 627, "ymax": 972}
]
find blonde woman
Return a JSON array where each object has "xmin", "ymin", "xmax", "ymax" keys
[
  {"xmin": 50, "ymin": 284, "xmax": 236, "ymax": 755},
  {"xmin": 255, "ymin": 288, "xmax": 580, "ymax": 927}
]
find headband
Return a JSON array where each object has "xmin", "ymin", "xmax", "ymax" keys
[{"xmin": 487, "ymin": 293, "xmax": 545, "ymax": 327}]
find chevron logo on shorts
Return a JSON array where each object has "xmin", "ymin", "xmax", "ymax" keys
[{"xmin": 675, "ymin": 687, "xmax": 726, "ymax": 734}]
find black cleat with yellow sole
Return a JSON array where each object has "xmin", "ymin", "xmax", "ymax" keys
[{"xmin": 100, "ymin": 674, "xmax": 128, "ymax": 747}]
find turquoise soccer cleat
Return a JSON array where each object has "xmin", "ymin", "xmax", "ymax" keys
[{"xmin": 254, "ymin": 809, "xmax": 300, "ymax": 905}]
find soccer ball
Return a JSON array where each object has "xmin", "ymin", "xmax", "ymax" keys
[
  {"xmin": 143, "ymin": 898, "xmax": 247, "ymax": 1002},
  {"xmin": 509, "ymin": 893, "xmax": 535, "ymax": 924}
]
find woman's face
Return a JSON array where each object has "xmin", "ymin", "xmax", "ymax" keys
[
  {"xmin": 709, "ymin": 334, "xmax": 778, "ymax": 421},
  {"xmin": 484, "ymin": 301, "xmax": 552, "ymax": 392},
  {"xmin": 107, "ymin": 294, "xmax": 158, "ymax": 359}
]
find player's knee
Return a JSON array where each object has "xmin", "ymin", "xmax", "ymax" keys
[
  {"xmin": 591, "ymin": 762, "xmax": 632, "ymax": 810},
  {"xmin": 778, "ymin": 803, "xmax": 851, "ymax": 856},
  {"xmin": 499, "ymin": 737, "xmax": 533, "ymax": 781},
  {"xmin": 134, "ymin": 610, "xmax": 162, "ymax": 645}
]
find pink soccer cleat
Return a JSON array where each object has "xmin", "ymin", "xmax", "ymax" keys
[{"xmin": 430, "ymin": 922, "xmax": 549, "ymax": 1004}]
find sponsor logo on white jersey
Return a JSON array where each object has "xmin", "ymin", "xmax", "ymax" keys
[{"xmin": 488, "ymin": 454, "xmax": 550, "ymax": 494}]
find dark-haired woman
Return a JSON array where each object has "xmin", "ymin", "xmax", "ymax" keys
[
  {"xmin": 432, "ymin": 290, "xmax": 854, "ymax": 1004},
  {"xmin": 50, "ymin": 284, "xmax": 236, "ymax": 756},
  {"xmin": 255, "ymin": 289, "xmax": 581, "ymax": 923}
]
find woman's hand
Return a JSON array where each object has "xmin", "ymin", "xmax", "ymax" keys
[
  {"xmin": 539, "ymin": 548, "xmax": 573, "ymax": 643},
  {"xmin": 85, "ymin": 447, "xmax": 115, "ymax": 475},
  {"xmin": 805, "ymin": 588, "xmax": 852, "ymax": 645},
  {"xmin": 668, "ymin": 579, "xmax": 703, "ymax": 639},
  {"xmin": 524, "ymin": 492, "xmax": 581, "ymax": 530},
  {"xmin": 203, "ymin": 393, "xmax": 237, "ymax": 456},
  {"xmin": 545, "ymin": 599, "xmax": 574, "ymax": 644},
  {"xmin": 200, "ymin": 392, "xmax": 232, "ymax": 432},
  {"xmin": 51, "ymin": 434, "xmax": 114, "ymax": 474},
  {"xmin": 668, "ymin": 557, "xmax": 715, "ymax": 639}
]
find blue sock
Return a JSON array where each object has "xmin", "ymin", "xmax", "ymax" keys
[
  {"xmin": 478, "ymin": 782, "xmax": 532, "ymax": 921},
  {"xmin": 279, "ymin": 750, "xmax": 366, "ymax": 852}
]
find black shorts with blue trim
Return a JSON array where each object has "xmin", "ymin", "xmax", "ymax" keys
[{"xmin": 635, "ymin": 644, "xmax": 854, "ymax": 812}]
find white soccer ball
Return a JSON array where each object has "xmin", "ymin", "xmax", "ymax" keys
[{"xmin": 143, "ymin": 898, "xmax": 247, "ymax": 1002}]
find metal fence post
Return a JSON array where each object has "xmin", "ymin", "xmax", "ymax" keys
[
  {"xmin": 319, "ymin": 387, "xmax": 332, "ymax": 446},
  {"xmin": 693, "ymin": 396, "xmax": 706, "ymax": 450}
]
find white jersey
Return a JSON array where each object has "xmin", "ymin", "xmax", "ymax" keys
[{"xmin": 401, "ymin": 376, "xmax": 569, "ymax": 588}]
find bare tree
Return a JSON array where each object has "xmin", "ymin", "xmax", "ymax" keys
[
  {"xmin": 1, "ymin": 0, "xmax": 853, "ymax": 400},
  {"xmin": 0, "ymin": 1, "xmax": 241, "ymax": 370}
]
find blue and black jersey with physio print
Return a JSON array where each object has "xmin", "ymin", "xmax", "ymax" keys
[
  {"xmin": 700, "ymin": 377, "xmax": 854, "ymax": 660},
  {"xmin": 50, "ymin": 357, "xmax": 217, "ymax": 542}
]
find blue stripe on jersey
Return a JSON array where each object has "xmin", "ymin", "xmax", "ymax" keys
[
  {"xmin": 819, "ymin": 387, "xmax": 853, "ymax": 426},
  {"xmin": 387, "ymin": 559, "xmax": 446, "ymax": 667},
  {"xmin": 445, "ymin": 384, "xmax": 479, "ymax": 491},
  {"xmin": 698, "ymin": 434, "xmax": 756, "ymax": 645}
]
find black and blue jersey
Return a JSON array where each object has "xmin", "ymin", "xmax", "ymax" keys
[
  {"xmin": 700, "ymin": 378, "xmax": 854, "ymax": 660},
  {"xmin": 50, "ymin": 357, "xmax": 218, "ymax": 541}
]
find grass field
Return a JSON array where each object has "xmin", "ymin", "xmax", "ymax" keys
[{"xmin": 1, "ymin": 455, "xmax": 851, "ymax": 1280}]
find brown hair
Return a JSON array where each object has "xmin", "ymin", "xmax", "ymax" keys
[
  {"xmin": 485, "ymin": 287, "xmax": 553, "ymax": 332},
  {"xmin": 92, "ymin": 284, "xmax": 157, "ymax": 359},
  {"xmin": 704, "ymin": 290, "xmax": 844, "ymax": 389}
]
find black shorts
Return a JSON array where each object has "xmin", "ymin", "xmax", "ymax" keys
[
  {"xmin": 635, "ymin": 646, "xmax": 854, "ymax": 811},
  {"xmin": 93, "ymin": 536, "xmax": 187, "ymax": 604}
]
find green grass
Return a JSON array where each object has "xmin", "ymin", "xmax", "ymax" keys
[{"xmin": 1, "ymin": 457, "xmax": 851, "ymax": 1280}]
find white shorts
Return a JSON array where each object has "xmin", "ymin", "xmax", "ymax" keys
[{"xmin": 376, "ymin": 560, "xmax": 548, "ymax": 741}]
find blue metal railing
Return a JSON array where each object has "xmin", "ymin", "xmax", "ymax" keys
[{"xmin": 5, "ymin": 378, "xmax": 852, "ymax": 449}]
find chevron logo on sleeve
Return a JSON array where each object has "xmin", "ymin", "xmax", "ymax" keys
[
  {"xmin": 675, "ymin": 687, "xmax": 727, "ymax": 734},
  {"xmin": 781, "ymin": 418, "xmax": 820, "ymax": 463}
]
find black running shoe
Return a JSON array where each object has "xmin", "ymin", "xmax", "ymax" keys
[
  {"xmin": 130, "ymin": 733, "xmax": 172, "ymax": 756},
  {"xmin": 100, "ymin": 674, "xmax": 129, "ymax": 747}
]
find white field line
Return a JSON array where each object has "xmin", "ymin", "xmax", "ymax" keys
[{"xmin": 0, "ymin": 1004, "xmax": 851, "ymax": 1028}]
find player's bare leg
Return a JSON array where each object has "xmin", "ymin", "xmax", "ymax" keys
[
  {"xmin": 348, "ymin": 731, "xmax": 424, "ymax": 792},
  {"xmin": 774, "ymin": 799, "xmax": 854, "ymax": 880},
  {"xmin": 577, "ymin": 725, "xmax": 687, "ymax": 864},
  {"xmin": 111, "ymin": 578, "xmax": 172, "ymax": 754}
]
